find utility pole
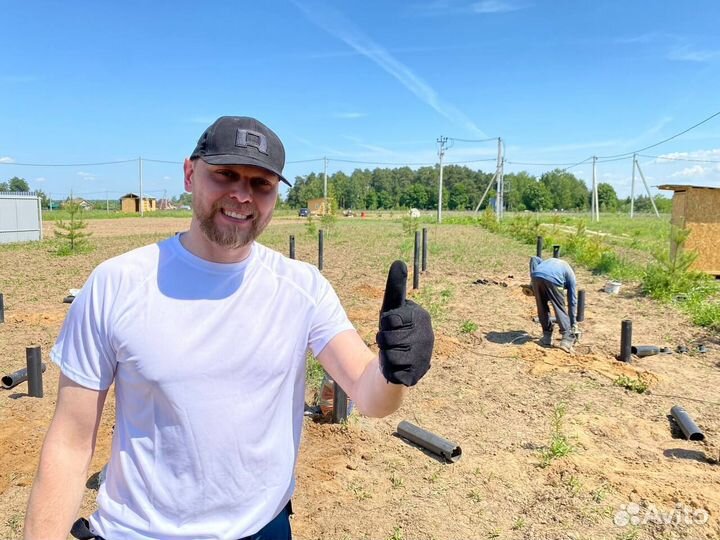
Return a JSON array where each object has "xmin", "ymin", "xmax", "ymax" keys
[
  {"xmin": 437, "ymin": 136, "xmax": 448, "ymax": 223},
  {"xmin": 634, "ymin": 157, "xmax": 660, "ymax": 218},
  {"xmin": 139, "ymin": 156, "xmax": 144, "ymax": 217},
  {"xmin": 630, "ymin": 153, "xmax": 637, "ymax": 218},
  {"xmin": 322, "ymin": 157, "xmax": 328, "ymax": 214},
  {"xmin": 591, "ymin": 156, "xmax": 599, "ymax": 222},
  {"xmin": 495, "ymin": 137, "xmax": 504, "ymax": 221}
]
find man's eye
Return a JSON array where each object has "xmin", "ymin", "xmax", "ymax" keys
[{"xmin": 251, "ymin": 178, "xmax": 273, "ymax": 188}]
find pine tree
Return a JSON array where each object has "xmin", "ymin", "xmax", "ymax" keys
[{"xmin": 54, "ymin": 198, "xmax": 92, "ymax": 255}]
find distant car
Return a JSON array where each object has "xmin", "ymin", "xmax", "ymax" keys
[{"xmin": 298, "ymin": 208, "xmax": 309, "ymax": 217}]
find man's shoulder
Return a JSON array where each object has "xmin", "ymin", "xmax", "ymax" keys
[
  {"xmin": 92, "ymin": 241, "xmax": 162, "ymax": 283},
  {"xmin": 253, "ymin": 242, "xmax": 328, "ymax": 290}
]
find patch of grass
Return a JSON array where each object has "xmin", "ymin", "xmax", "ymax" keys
[
  {"xmin": 413, "ymin": 285, "xmax": 453, "ymax": 321},
  {"xmin": 616, "ymin": 527, "xmax": 640, "ymax": 540},
  {"xmin": 460, "ymin": 320, "xmax": 478, "ymax": 333},
  {"xmin": 467, "ymin": 488, "xmax": 483, "ymax": 503},
  {"xmin": 389, "ymin": 473, "xmax": 404, "ymax": 489},
  {"xmin": 305, "ymin": 353, "xmax": 325, "ymax": 394},
  {"xmin": 387, "ymin": 526, "xmax": 405, "ymax": 540},
  {"xmin": 5, "ymin": 514, "xmax": 22, "ymax": 538},
  {"xmin": 614, "ymin": 375, "xmax": 649, "ymax": 394},
  {"xmin": 540, "ymin": 402, "xmax": 574, "ymax": 467},
  {"xmin": 511, "ymin": 517, "xmax": 526, "ymax": 530},
  {"xmin": 347, "ymin": 479, "xmax": 372, "ymax": 501}
]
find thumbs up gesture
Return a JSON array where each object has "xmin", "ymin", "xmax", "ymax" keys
[{"xmin": 376, "ymin": 260, "xmax": 434, "ymax": 386}]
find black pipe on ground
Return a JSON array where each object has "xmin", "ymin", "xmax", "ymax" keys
[
  {"xmin": 422, "ymin": 227, "xmax": 428, "ymax": 272},
  {"xmin": 552, "ymin": 245, "xmax": 561, "ymax": 258},
  {"xmin": 318, "ymin": 230, "xmax": 324, "ymax": 271},
  {"xmin": 26, "ymin": 346, "xmax": 44, "ymax": 398},
  {"xmin": 619, "ymin": 320, "xmax": 632, "ymax": 362},
  {"xmin": 631, "ymin": 345, "xmax": 660, "ymax": 358},
  {"xmin": 536, "ymin": 236, "xmax": 543, "ymax": 257},
  {"xmin": 577, "ymin": 290, "xmax": 585, "ymax": 322},
  {"xmin": 670, "ymin": 405, "xmax": 705, "ymax": 441},
  {"xmin": 396, "ymin": 420, "xmax": 462, "ymax": 463},
  {"xmin": 413, "ymin": 231, "xmax": 420, "ymax": 290},
  {"xmin": 332, "ymin": 382, "xmax": 348, "ymax": 423},
  {"xmin": 289, "ymin": 235, "xmax": 295, "ymax": 260},
  {"xmin": 0, "ymin": 293, "xmax": 4, "ymax": 323},
  {"xmin": 2, "ymin": 363, "xmax": 47, "ymax": 390}
]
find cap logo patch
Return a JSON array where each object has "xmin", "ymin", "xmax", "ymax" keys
[{"xmin": 236, "ymin": 129, "xmax": 268, "ymax": 155}]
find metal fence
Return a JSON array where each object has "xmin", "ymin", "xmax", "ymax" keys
[{"xmin": 0, "ymin": 192, "xmax": 43, "ymax": 244}]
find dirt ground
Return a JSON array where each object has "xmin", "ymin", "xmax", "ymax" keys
[{"xmin": 1, "ymin": 216, "xmax": 719, "ymax": 540}]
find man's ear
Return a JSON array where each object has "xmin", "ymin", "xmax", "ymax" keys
[{"xmin": 183, "ymin": 158, "xmax": 194, "ymax": 192}]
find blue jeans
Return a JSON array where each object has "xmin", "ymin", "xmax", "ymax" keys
[
  {"xmin": 243, "ymin": 501, "xmax": 293, "ymax": 540},
  {"xmin": 71, "ymin": 501, "xmax": 292, "ymax": 540}
]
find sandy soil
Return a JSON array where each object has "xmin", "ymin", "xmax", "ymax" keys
[{"xmin": 1, "ymin": 217, "xmax": 719, "ymax": 540}]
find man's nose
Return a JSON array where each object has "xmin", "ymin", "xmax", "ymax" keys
[{"xmin": 228, "ymin": 179, "xmax": 252, "ymax": 202}]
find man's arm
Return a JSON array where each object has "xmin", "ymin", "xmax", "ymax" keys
[
  {"xmin": 24, "ymin": 373, "xmax": 108, "ymax": 540},
  {"xmin": 565, "ymin": 267, "xmax": 578, "ymax": 325},
  {"xmin": 317, "ymin": 260, "xmax": 433, "ymax": 418},
  {"xmin": 317, "ymin": 330, "xmax": 407, "ymax": 418}
]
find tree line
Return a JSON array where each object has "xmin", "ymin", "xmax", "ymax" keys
[
  {"xmin": 284, "ymin": 166, "xmax": 672, "ymax": 213},
  {"xmin": 3, "ymin": 168, "xmax": 672, "ymax": 214}
]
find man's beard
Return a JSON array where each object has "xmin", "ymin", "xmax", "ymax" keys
[{"xmin": 197, "ymin": 200, "xmax": 270, "ymax": 249}]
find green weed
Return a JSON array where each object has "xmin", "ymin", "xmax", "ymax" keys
[
  {"xmin": 540, "ymin": 402, "xmax": 574, "ymax": 467},
  {"xmin": 460, "ymin": 320, "xmax": 478, "ymax": 333},
  {"xmin": 614, "ymin": 375, "xmax": 649, "ymax": 394}
]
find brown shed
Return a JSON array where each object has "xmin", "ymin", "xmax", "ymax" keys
[
  {"xmin": 120, "ymin": 193, "xmax": 157, "ymax": 213},
  {"xmin": 658, "ymin": 184, "xmax": 720, "ymax": 275},
  {"xmin": 307, "ymin": 197, "xmax": 330, "ymax": 216}
]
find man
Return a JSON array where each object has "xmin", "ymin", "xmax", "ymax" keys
[
  {"xmin": 529, "ymin": 255, "xmax": 578, "ymax": 353},
  {"xmin": 24, "ymin": 116, "xmax": 434, "ymax": 540}
]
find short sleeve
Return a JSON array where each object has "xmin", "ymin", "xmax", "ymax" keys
[
  {"xmin": 307, "ymin": 277, "xmax": 355, "ymax": 357},
  {"xmin": 51, "ymin": 267, "xmax": 117, "ymax": 390}
]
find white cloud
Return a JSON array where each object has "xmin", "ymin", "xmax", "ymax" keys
[
  {"xmin": 333, "ymin": 112, "xmax": 367, "ymax": 119},
  {"xmin": 657, "ymin": 148, "xmax": 720, "ymax": 161},
  {"xmin": 35, "ymin": 177, "xmax": 47, "ymax": 183},
  {"xmin": 292, "ymin": 0, "xmax": 488, "ymax": 137},
  {"xmin": 0, "ymin": 156, "xmax": 15, "ymax": 163},
  {"xmin": 667, "ymin": 45, "xmax": 720, "ymax": 62},
  {"xmin": 471, "ymin": 0, "xmax": 523, "ymax": 14},
  {"xmin": 671, "ymin": 165, "xmax": 707, "ymax": 178},
  {"xmin": 77, "ymin": 171, "xmax": 96, "ymax": 180}
]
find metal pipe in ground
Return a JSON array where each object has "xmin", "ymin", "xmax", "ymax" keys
[
  {"xmin": 422, "ymin": 227, "xmax": 428, "ymax": 272},
  {"xmin": 619, "ymin": 320, "xmax": 632, "ymax": 362},
  {"xmin": 332, "ymin": 381, "xmax": 348, "ymax": 423},
  {"xmin": 413, "ymin": 231, "xmax": 420, "ymax": 290},
  {"xmin": 0, "ymin": 293, "xmax": 4, "ymax": 323},
  {"xmin": 396, "ymin": 420, "xmax": 462, "ymax": 463},
  {"xmin": 670, "ymin": 405, "xmax": 705, "ymax": 441},
  {"xmin": 2, "ymin": 363, "xmax": 47, "ymax": 390},
  {"xmin": 26, "ymin": 346, "xmax": 44, "ymax": 398},
  {"xmin": 318, "ymin": 229, "xmax": 324, "ymax": 271},
  {"xmin": 552, "ymin": 245, "xmax": 561, "ymax": 258},
  {"xmin": 536, "ymin": 236, "xmax": 543, "ymax": 257},
  {"xmin": 577, "ymin": 290, "xmax": 585, "ymax": 322},
  {"xmin": 289, "ymin": 235, "xmax": 295, "ymax": 260}
]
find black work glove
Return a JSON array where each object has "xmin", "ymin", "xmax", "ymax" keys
[{"xmin": 376, "ymin": 260, "xmax": 434, "ymax": 386}]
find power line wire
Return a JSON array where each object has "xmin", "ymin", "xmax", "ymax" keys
[
  {"xmin": 0, "ymin": 158, "xmax": 138, "ymax": 167},
  {"xmin": 597, "ymin": 109, "xmax": 720, "ymax": 159}
]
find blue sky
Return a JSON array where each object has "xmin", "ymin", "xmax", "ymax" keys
[{"xmin": 1, "ymin": 0, "xmax": 719, "ymax": 203}]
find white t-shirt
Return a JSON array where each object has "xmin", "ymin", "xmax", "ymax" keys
[{"xmin": 51, "ymin": 235, "xmax": 354, "ymax": 539}]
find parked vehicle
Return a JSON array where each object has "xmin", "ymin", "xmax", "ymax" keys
[{"xmin": 298, "ymin": 208, "xmax": 309, "ymax": 217}]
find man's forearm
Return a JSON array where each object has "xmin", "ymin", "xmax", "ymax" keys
[
  {"xmin": 24, "ymin": 437, "xmax": 94, "ymax": 539},
  {"xmin": 352, "ymin": 357, "xmax": 408, "ymax": 418}
]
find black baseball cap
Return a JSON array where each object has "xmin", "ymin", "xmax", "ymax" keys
[{"xmin": 190, "ymin": 116, "xmax": 291, "ymax": 186}]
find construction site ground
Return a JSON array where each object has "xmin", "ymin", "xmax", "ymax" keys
[{"xmin": 1, "ymin": 216, "xmax": 718, "ymax": 540}]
